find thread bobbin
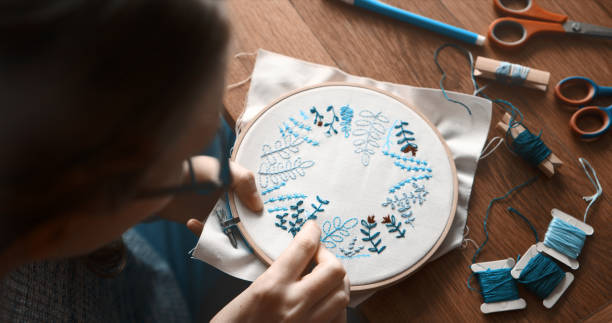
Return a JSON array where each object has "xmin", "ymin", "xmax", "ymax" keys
[
  {"xmin": 474, "ymin": 57, "xmax": 550, "ymax": 91},
  {"xmin": 496, "ymin": 113, "xmax": 562, "ymax": 177},
  {"xmin": 537, "ymin": 209, "xmax": 594, "ymax": 270},
  {"xmin": 511, "ymin": 244, "xmax": 574, "ymax": 309},
  {"xmin": 471, "ymin": 258, "xmax": 527, "ymax": 313}
]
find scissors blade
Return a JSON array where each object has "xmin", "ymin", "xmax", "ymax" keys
[{"xmin": 563, "ymin": 20, "xmax": 612, "ymax": 39}]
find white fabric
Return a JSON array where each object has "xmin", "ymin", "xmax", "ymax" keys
[{"xmin": 193, "ymin": 49, "xmax": 492, "ymax": 304}]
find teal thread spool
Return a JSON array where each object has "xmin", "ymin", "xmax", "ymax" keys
[
  {"xmin": 509, "ymin": 130, "xmax": 551, "ymax": 167},
  {"xmin": 474, "ymin": 268, "xmax": 520, "ymax": 303},
  {"xmin": 543, "ymin": 217, "xmax": 587, "ymax": 259},
  {"xmin": 517, "ymin": 253, "xmax": 565, "ymax": 299}
]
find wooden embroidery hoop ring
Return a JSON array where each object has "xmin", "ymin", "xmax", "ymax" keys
[{"xmin": 229, "ymin": 82, "xmax": 458, "ymax": 292}]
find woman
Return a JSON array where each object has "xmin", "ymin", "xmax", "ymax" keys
[{"xmin": 0, "ymin": 0, "xmax": 350, "ymax": 321}]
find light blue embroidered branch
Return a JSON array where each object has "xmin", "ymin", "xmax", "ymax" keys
[
  {"xmin": 258, "ymin": 157, "xmax": 315, "ymax": 188},
  {"xmin": 409, "ymin": 183, "xmax": 429, "ymax": 205},
  {"xmin": 300, "ymin": 110, "xmax": 309, "ymax": 120},
  {"xmin": 401, "ymin": 211, "xmax": 415, "ymax": 226},
  {"xmin": 321, "ymin": 216, "xmax": 359, "ymax": 248},
  {"xmin": 323, "ymin": 105, "xmax": 339, "ymax": 137},
  {"xmin": 338, "ymin": 238, "xmax": 365, "ymax": 257},
  {"xmin": 382, "ymin": 151, "xmax": 428, "ymax": 166},
  {"xmin": 340, "ymin": 105, "xmax": 354, "ymax": 138},
  {"xmin": 306, "ymin": 195, "xmax": 330, "ymax": 220},
  {"xmin": 353, "ymin": 110, "xmax": 389, "ymax": 166},
  {"xmin": 275, "ymin": 213, "xmax": 288, "ymax": 231},
  {"xmin": 393, "ymin": 161, "xmax": 432, "ymax": 173},
  {"xmin": 383, "ymin": 120, "xmax": 398, "ymax": 151},
  {"xmin": 383, "ymin": 215, "xmax": 406, "ymax": 238},
  {"xmin": 360, "ymin": 217, "xmax": 386, "ymax": 254},
  {"xmin": 382, "ymin": 194, "xmax": 412, "ymax": 213},
  {"xmin": 310, "ymin": 106, "xmax": 324, "ymax": 126},
  {"xmin": 389, "ymin": 174, "xmax": 432, "ymax": 193},
  {"xmin": 288, "ymin": 200, "xmax": 305, "ymax": 237},
  {"xmin": 282, "ymin": 123, "xmax": 319, "ymax": 146},
  {"xmin": 289, "ymin": 117, "xmax": 312, "ymax": 132},
  {"xmin": 264, "ymin": 193, "xmax": 308, "ymax": 204},
  {"xmin": 395, "ymin": 121, "xmax": 418, "ymax": 155},
  {"xmin": 268, "ymin": 206, "xmax": 289, "ymax": 213},
  {"xmin": 261, "ymin": 131, "xmax": 303, "ymax": 159},
  {"xmin": 261, "ymin": 183, "xmax": 286, "ymax": 196}
]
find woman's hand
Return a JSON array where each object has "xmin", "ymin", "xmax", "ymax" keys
[
  {"xmin": 212, "ymin": 221, "xmax": 350, "ymax": 323},
  {"xmin": 158, "ymin": 156, "xmax": 263, "ymax": 228}
]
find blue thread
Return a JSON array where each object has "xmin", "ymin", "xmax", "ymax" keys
[
  {"xmin": 262, "ymin": 128, "xmax": 304, "ymax": 159},
  {"xmin": 300, "ymin": 110, "xmax": 309, "ymax": 120},
  {"xmin": 543, "ymin": 217, "xmax": 587, "ymax": 259},
  {"xmin": 353, "ymin": 110, "xmax": 389, "ymax": 166},
  {"xmin": 283, "ymin": 123, "xmax": 319, "ymax": 146},
  {"xmin": 509, "ymin": 130, "xmax": 551, "ymax": 167},
  {"xmin": 323, "ymin": 105, "xmax": 339, "ymax": 136},
  {"xmin": 310, "ymin": 106, "xmax": 324, "ymax": 125},
  {"xmin": 507, "ymin": 207, "xmax": 539, "ymax": 242},
  {"xmin": 336, "ymin": 254, "xmax": 371, "ymax": 259},
  {"xmin": 258, "ymin": 157, "xmax": 315, "ymax": 188},
  {"xmin": 321, "ymin": 216, "xmax": 359, "ymax": 248},
  {"xmin": 360, "ymin": 217, "xmax": 386, "ymax": 254},
  {"xmin": 267, "ymin": 206, "xmax": 289, "ymax": 213},
  {"xmin": 517, "ymin": 253, "xmax": 565, "ymax": 299},
  {"xmin": 261, "ymin": 183, "xmax": 286, "ymax": 196},
  {"xmin": 474, "ymin": 268, "xmax": 520, "ymax": 303},
  {"xmin": 395, "ymin": 121, "xmax": 418, "ymax": 155},
  {"xmin": 402, "ymin": 211, "xmax": 415, "ymax": 226},
  {"xmin": 338, "ymin": 238, "xmax": 365, "ymax": 258},
  {"xmin": 579, "ymin": 158, "xmax": 602, "ymax": 222},
  {"xmin": 495, "ymin": 62, "xmax": 530, "ymax": 85},
  {"xmin": 275, "ymin": 213, "xmax": 288, "ymax": 231},
  {"xmin": 433, "ymin": 44, "xmax": 475, "ymax": 115},
  {"xmin": 382, "ymin": 194, "xmax": 412, "ymax": 212},
  {"xmin": 382, "ymin": 150, "xmax": 428, "ymax": 166},
  {"xmin": 289, "ymin": 117, "xmax": 312, "ymax": 131},
  {"xmin": 263, "ymin": 193, "xmax": 308, "ymax": 204},
  {"xmin": 389, "ymin": 175, "xmax": 432, "ymax": 193},
  {"xmin": 471, "ymin": 176, "xmax": 538, "ymax": 264},
  {"xmin": 306, "ymin": 195, "xmax": 330, "ymax": 221},
  {"xmin": 383, "ymin": 215, "xmax": 406, "ymax": 238},
  {"xmin": 288, "ymin": 200, "xmax": 305, "ymax": 237},
  {"xmin": 340, "ymin": 105, "xmax": 354, "ymax": 138},
  {"xmin": 383, "ymin": 120, "xmax": 398, "ymax": 151},
  {"xmin": 393, "ymin": 161, "xmax": 432, "ymax": 173}
]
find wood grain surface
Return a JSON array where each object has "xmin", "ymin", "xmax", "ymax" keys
[{"xmin": 222, "ymin": 0, "xmax": 612, "ymax": 321}]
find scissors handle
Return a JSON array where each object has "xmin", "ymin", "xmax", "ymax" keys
[
  {"xmin": 555, "ymin": 76, "xmax": 598, "ymax": 106},
  {"xmin": 569, "ymin": 105, "xmax": 612, "ymax": 141},
  {"xmin": 488, "ymin": 17, "xmax": 565, "ymax": 50},
  {"xmin": 493, "ymin": 0, "xmax": 567, "ymax": 23}
]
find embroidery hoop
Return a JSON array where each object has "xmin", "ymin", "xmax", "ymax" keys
[{"xmin": 230, "ymin": 83, "xmax": 458, "ymax": 292}]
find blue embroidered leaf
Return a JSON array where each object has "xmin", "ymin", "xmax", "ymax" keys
[
  {"xmin": 370, "ymin": 232, "xmax": 380, "ymax": 240},
  {"xmin": 377, "ymin": 246, "xmax": 386, "ymax": 253},
  {"xmin": 360, "ymin": 229, "xmax": 370, "ymax": 236}
]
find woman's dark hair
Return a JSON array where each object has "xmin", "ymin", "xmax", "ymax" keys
[{"xmin": 0, "ymin": 0, "xmax": 230, "ymax": 250}]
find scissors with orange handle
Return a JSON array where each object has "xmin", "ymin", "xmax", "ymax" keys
[
  {"xmin": 488, "ymin": 0, "xmax": 612, "ymax": 50},
  {"xmin": 555, "ymin": 76, "xmax": 612, "ymax": 141}
]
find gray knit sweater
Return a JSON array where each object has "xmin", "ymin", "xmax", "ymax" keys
[{"xmin": 0, "ymin": 230, "xmax": 190, "ymax": 322}]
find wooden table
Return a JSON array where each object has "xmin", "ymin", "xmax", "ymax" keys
[{"xmin": 222, "ymin": 1, "xmax": 612, "ymax": 321}]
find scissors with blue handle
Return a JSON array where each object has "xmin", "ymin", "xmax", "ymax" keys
[
  {"xmin": 555, "ymin": 76, "xmax": 612, "ymax": 141},
  {"xmin": 488, "ymin": 0, "xmax": 612, "ymax": 50}
]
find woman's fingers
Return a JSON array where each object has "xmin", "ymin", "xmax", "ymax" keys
[
  {"xmin": 270, "ymin": 221, "xmax": 321, "ymax": 281},
  {"xmin": 306, "ymin": 275, "xmax": 350, "ymax": 323},
  {"xmin": 186, "ymin": 218, "xmax": 204, "ymax": 236},
  {"xmin": 298, "ymin": 245, "xmax": 347, "ymax": 307},
  {"xmin": 229, "ymin": 161, "xmax": 263, "ymax": 212}
]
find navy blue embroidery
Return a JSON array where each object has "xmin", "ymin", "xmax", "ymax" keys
[
  {"xmin": 275, "ymin": 213, "xmax": 288, "ymax": 231},
  {"xmin": 288, "ymin": 200, "xmax": 305, "ymax": 237},
  {"xmin": 307, "ymin": 195, "xmax": 330, "ymax": 221},
  {"xmin": 389, "ymin": 174, "xmax": 432, "ymax": 193},
  {"xmin": 395, "ymin": 121, "xmax": 418, "ymax": 155},
  {"xmin": 321, "ymin": 216, "xmax": 359, "ymax": 248},
  {"xmin": 360, "ymin": 215, "xmax": 386, "ymax": 254},
  {"xmin": 310, "ymin": 106, "xmax": 324, "ymax": 126},
  {"xmin": 353, "ymin": 110, "xmax": 389, "ymax": 166},
  {"xmin": 263, "ymin": 193, "xmax": 308, "ymax": 204},
  {"xmin": 382, "ymin": 215, "xmax": 406, "ymax": 238},
  {"xmin": 261, "ymin": 183, "xmax": 286, "ymax": 196},
  {"xmin": 338, "ymin": 238, "xmax": 365, "ymax": 258},
  {"xmin": 323, "ymin": 105, "xmax": 339, "ymax": 137},
  {"xmin": 340, "ymin": 105, "xmax": 354, "ymax": 138},
  {"xmin": 258, "ymin": 157, "xmax": 315, "ymax": 188}
]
